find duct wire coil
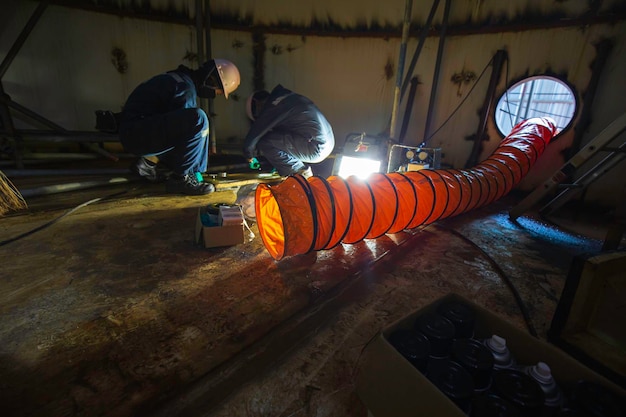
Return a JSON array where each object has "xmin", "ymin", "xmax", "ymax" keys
[{"xmin": 255, "ymin": 117, "xmax": 558, "ymax": 260}]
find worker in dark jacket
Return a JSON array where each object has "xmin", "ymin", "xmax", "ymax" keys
[
  {"xmin": 243, "ymin": 85, "xmax": 335, "ymax": 178},
  {"xmin": 119, "ymin": 59, "xmax": 240, "ymax": 195}
]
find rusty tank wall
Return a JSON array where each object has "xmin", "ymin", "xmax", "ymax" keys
[{"xmin": 1, "ymin": 0, "xmax": 625, "ymax": 206}]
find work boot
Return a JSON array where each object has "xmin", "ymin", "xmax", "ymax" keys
[
  {"xmin": 165, "ymin": 174, "xmax": 215, "ymax": 195},
  {"xmin": 130, "ymin": 157, "xmax": 170, "ymax": 182}
]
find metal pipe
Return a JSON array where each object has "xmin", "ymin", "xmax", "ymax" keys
[
  {"xmin": 0, "ymin": 1, "xmax": 49, "ymax": 169},
  {"xmin": 540, "ymin": 140, "xmax": 626, "ymax": 216},
  {"xmin": 0, "ymin": 1, "xmax": 48, "ymax": 79},
  {"xmin": 0, "ymin": 94, "xmax": 69, "ymax": 132},
  {"xmin": 7, "ymin": 129, "xmax": 119, "ymax": 143},
  {"xmin": 0, "ymin": 88, "xmax": 21, "ymax": 169},
  {"xmin": 195, "ymin": 0, "xmax": 208, "ymax": 118},
  {"xmin": 513, "ymin": 81, "xmax": 528, "ymax": 124},
  {"xmin": 3, "ymin": 168, "xmax": 130, "ymax": 177},
  {"xmin": 19, "ymin": 177, "xmax": 135, "ymax": 198},
  {"xmin": 0, "ymin": 159, "xmax": 84, "ymax": 168},
  {"xmin": 400, "ymin": 0, "xmax": 441, "ymax": 101},
  {"xmin": 390, "ymin": 0, "xmax": 413, "ymax": 140},
  {"xmin": 423, "ymin": 0, "xmax": 451, "ymax": 144},
  {"xmin": 4, "ymin": 163, "xmax": 250, "ymax": 177},
  {"xmin": 568, "ymin": 38, "xmax": 614, "ymax": 159},
  {"xmin": 0, "ymin": 0, "xmax": 48, "ymax": 170},
  {"xmin": 195, "ymin": 0, "xmax": 205, "ymax": 65},
  {"xmin": 205, "ymin": 0, "xmax": 213, "ymax": 62},
  {"xmin": 195, "ymin": 0, "xmax": 218, "ymax": 155},
  {"xmin": 252, "ymin": 30, "xmax": 266, "ymax": 92},
  {"xmin": 0, "ymin": 153, "xmax": 133, "ymax": 169},
  {"xmin": 399, "ymin": 77, "xmax": 419, "ymax": 144},
  {"xmin": 521, "ymin": 79, "xmax": 536, "ymax": 120},
  {"xmin": 0, "ymin": 93, "xmax": 119, "ymax": 161},
  {"xmin": 205, "ymin": 0, "xmax": 217, "ymax": 155},
  {"xmin": 21, "ymin": 152, "xmax": 108, "ymax": 160},
  {"xmin": 464, "ymin": 49, "xmax": 507, "ymax": 168}
]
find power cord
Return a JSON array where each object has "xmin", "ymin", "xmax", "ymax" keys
[
  {"xmin": 424, "ymin": 55, "xmax": 496, "ymax": 144},
  {"xmin": 0, "ymin": 190, "xmax": 127, "ymax": 247},
  {"xmin": 435, "ymin": 223, "xmax": 538, "ymax": 338}
]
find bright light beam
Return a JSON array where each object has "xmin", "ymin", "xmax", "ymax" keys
[{"xmin": 337, "ymin": 156, "xmax": 381, "ymax": 179}]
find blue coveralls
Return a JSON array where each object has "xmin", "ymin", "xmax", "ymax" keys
[
  {"xmin": 119, "ymin": 70, "xmax": 209, "ymax": 175},
  {"xmin": 243, "ymin": 84, "xmax": 335, "ymax": 176}
]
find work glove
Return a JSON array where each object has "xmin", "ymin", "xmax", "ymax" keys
[{"xmin": 248, "ymin": 157, "xmax": 261, "ymax": 170}]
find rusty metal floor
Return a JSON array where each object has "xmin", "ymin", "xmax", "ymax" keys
[{"xmin": 0, "ymin": 172, "xmax": 619, "ymax": 417}]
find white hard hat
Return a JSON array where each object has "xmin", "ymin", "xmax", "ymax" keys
[{"xmin": 214, "ymin": 59, "xmax": 240, "ymax": 99}]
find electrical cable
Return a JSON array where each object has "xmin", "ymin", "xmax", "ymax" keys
[
  {"xmin": 0, "ymin": 190, "xmax": 127, "ymax": 247},
  {"xmin": 435, "ymin": 223, "xmax": 539, "ymax": 338},
  {"xmin": 425, "ymin": 55, "xmax": 495, "ymax": 144}
]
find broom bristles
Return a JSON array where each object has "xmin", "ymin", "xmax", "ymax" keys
[{"xmin": 0, "ymin": 170, "xmax": 28, "ymax": 216}]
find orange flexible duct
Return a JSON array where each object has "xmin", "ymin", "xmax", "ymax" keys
[{"xmin": 255, "ymin": 117, "xmax": 558, "ymax": 260}]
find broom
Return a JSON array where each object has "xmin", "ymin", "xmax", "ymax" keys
[{"xmin": 0, "ymin": 169, "xmax": 28, "ymax": 216}]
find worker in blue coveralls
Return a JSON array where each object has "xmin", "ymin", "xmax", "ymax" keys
[
  {"xmin": 243, "ymin": 85, "xmax": 335, "ymax": 178},
  {"xmin": 119, "ymin": 59, "xmax": 240, "ymax": 195}
]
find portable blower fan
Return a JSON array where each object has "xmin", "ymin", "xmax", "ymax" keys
[{"xmin": 386, "ymin": 144, "xmax": 442, "ymax": 173}]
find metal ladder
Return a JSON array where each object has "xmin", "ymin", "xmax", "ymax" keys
[{"xmin": 509, "ymin": 112, "xmax": 626, "ymax": 220}]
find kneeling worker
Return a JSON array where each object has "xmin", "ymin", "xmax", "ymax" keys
[
  {"xmin": 243, "ymin": 85, "xmax": 335, "ymax": 178},
  {"xmin": 119, "ymin": 59, "xmax": 240, "ymax": 195}
]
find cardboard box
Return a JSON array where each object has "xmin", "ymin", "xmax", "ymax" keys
[
  {"xmin": 548, "ymin": 250, "xmax": 626, "ymax": 387},
  {"xmin": 195, "ymin": 207, "xmax": 245, "ymax": 248},
  {"xmin": 355, "ymin": 293, "xmax": 626, "ymax": 417}
]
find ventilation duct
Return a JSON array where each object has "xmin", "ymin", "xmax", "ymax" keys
[{"xmin": 255, "ymin": 117, "xmax": 557, "ymax": 260}]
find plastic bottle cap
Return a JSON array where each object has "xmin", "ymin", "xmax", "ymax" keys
[
  {"xmin": 531, "ymin": 362, "xmax": 553, "ymax": 383},
  {"xmin": 487, "ymin": 335, "xmax": 507, "ymax": 353},
  {"xmin": 493, "ymin": 369, "xmax": 545, "ymax": 411}
]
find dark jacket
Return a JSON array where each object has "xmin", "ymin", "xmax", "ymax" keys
[
  {"xmin": 243, "ymin": 84, "xmax": 334, "ymax": 159},
  {"xmin": 121, "ymin": 68, "xmax": 196, "ymax": 122}
]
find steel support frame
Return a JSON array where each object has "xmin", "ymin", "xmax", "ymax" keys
[{"xmin": 0, "ymin": 1, "xmax": 122, "ymax": 168}]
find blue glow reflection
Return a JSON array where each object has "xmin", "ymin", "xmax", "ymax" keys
[{"xmin": 507, "ymin": 214, "xmax": 596, "ymax": 246}]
